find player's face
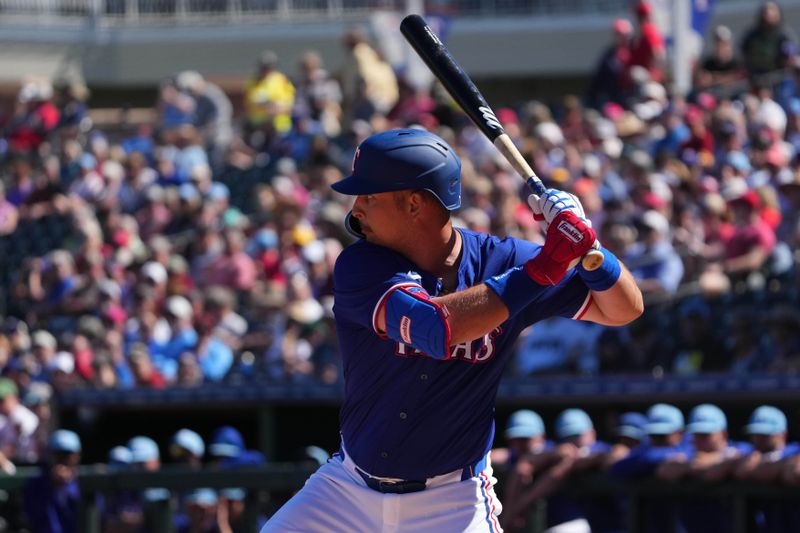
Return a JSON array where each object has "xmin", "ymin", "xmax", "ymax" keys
[
  {"xmin": 351, "ymin": 192, "xmax": 410, "ymax": 247},
  {"xmin": 692, "ymin": 432, "xmax": 726, "ymax": 453}
]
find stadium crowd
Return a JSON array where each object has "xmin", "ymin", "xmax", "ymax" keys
[{"xmin": 0, "ymin": 0, "xmax": 799, "ymax": 530}]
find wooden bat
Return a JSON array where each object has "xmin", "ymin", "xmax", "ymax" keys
[{"xmin": 400, "ymin": 14, "xmax": 604, "ymax": 271}]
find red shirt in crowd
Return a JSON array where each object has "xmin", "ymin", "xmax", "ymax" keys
[{"xmin": 631, "ymin": 21, "xmax": 665, "ymax": 81}]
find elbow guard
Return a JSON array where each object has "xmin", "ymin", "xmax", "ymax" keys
[{"xmin": 375, "ymin": 284, "xmax": 451, "ymax": 359}]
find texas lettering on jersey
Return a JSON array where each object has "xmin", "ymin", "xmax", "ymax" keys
[{"xmin": 395, "ymin": 327, "xmax": 503, "ymax": 363}]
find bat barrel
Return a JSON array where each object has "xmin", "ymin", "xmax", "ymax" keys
[{"xmin": 400, "ymin": 14, "xmax": 505, "ymax": 142}]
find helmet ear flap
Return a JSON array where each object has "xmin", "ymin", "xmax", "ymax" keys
[{"xmin": 344, "ymin": 210, "xmax": 366, "ymax": 239}]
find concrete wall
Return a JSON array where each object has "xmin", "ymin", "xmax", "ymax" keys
[{"xmin": 0, "ymin": 1, "xmax": 797, "ymax": 89}]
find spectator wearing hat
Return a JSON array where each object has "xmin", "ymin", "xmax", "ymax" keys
[
  {"xmin": 23, "ymin": 383, "xmax": 52, "ymax": 463},
  {"xmin": 23, "ymin": 429, "xmax": 84, "ymax": 533},
  {"xmin": 721, "ymin": 189, "xmax": 776, "ymax": 286},
  {"xmin": 170, "ymin": 428, "xmax": 205, "ymax": 467},
  {"xmin": 624, "ymin": 210, "xmax": 685, "ymax": 296},
  {"xmin": 0, "ymin": 377, "xmax": 39, "ymax": 465},
  {"xmin": 175, "ymin": 70, "xmax": 233, "ymax": 167},
  {"xmin": 150, "ymin": 295, "xmax": 198, "ymax": 382},
  {"xmin": 588, "ymin": 17, "xmax": 633, "ymax": 109},
  {"xmin": 6, "ymin": 80, "xmax": 60, "ymax": 154}
]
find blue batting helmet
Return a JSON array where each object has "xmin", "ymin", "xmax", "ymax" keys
[{"xmin": 332, "ymin": 129, "xmax": 461, "ymax": 238}]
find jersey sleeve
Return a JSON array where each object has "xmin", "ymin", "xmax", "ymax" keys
[
  {"xmin": 479, "ymin": 234, "xmax": 592, "ymax": 324},
  {"xmin": 332, "ymin": 242, "xmax": 425, "ymax": 333},
  {"xmin": 518, "ymin": 269, "xmax": 592, "ymax": 324}
]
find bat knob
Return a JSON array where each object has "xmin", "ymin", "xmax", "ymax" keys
[{"xmin": 581, "ymin": 248, "xmax": 605, "ymax": 271}]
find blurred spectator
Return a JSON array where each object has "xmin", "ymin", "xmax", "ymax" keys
[
  {"xmin": 5, "ymin": 80, "xmax": 60, "ymax": 154},
  {"xmin": 339, "ymin": 27, "xmax": 399, "ymax": 124},
  {"xmin": 23, "ymin": 430, "xmax": 83, "ymax": 533},
  {"xmin": 158, "ymin": 77, "xmax": 195, "ymax": 132},
  {"xmin": 722, "ymin": 189, "xmax": 776, "ymax": 286},
  {"xmin": 670, "ymin": 297, "xmax": 726, "ymax": 374},
  {"xmin": 244, "ymin": 50, "xmax": 296, "ymax": 145},
  {"xmin": 0, "ymin": 181, "xmax": 19, "ymax": 235},
  {"xmin": 741, "ymin": 2, "xmax": 797, "ymax": 76},
  {"xmin": 624, "ymin": 210, "xmax": 685, "ymax": 296},
  {"xmin": 629, "ymin": 1, "xmax": 666, "ymax": 83},
  {"xmin": 175, "ymin": 70, "xmax": 233, "ymax": 167},
  {"xmin": 0, "ymin": 377, "xmax": 38, "ymax": 466},
  {"xmin": 150, "ymin": 295, "xmax": 198, "ymax": 382},
  {"xmin": 588, "ymin": 18, "xmax": 633, "ymax": 109},
  {"xmin": 294, "ymin": 51, "xmax": 343, "ymax": 138},
  {"xmin": 696, "ymin": 26, "xmax": 744, "ymax": 89}
]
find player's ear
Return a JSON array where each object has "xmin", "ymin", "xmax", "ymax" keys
[{"xmin": 407, "ymin": 190, "xmax": 424, "ymax": 216}]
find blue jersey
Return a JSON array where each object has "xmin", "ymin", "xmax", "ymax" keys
[
  {"xmin": 752, "ymin": 443, "xmax": 800, "ymax": 533},
  {"xmin": 679, "ymin": 441, "xmax": 753, "ymax": 533},
  {"xmin": 333, "ymin": 228, "xmax": 590, "ymax": 479},
  {"xmin": 547, "ymin": 441, "xmax": 615, "ymax": 529}
]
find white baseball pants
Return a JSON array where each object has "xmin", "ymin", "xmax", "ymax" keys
[{"xmin": 261, "ymin": 448, "xmax": 503, "ymax": 532}]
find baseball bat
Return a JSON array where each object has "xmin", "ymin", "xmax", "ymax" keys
[{"xmin": 400, "ymin": 14, "xmax": 604, "ymax": 271}]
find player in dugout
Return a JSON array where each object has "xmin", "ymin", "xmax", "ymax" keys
[{"xmin": 262, "ymin": 128, "xmax": 642, "ymax": 531}]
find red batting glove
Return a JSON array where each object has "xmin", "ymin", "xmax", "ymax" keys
[{"xmin": 525, "ymin": 210, "xmax": 597, "ymax": 285}]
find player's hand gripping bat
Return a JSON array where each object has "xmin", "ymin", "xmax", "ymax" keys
[{"xmin": 400, "ymin": 14, "xmax": 604, "ymax": 271}]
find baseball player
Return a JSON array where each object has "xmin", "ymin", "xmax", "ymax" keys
[
  {"xmin": 657, "ymin": 404, "xmax": 751, "ymax": 533},
  {"xmin": 610, "ymin": 403, "xmax": 689, "ymax": 533},
  {"xmin": 263, "ymin": 128, "xmax": 642, "ymax": 532}
]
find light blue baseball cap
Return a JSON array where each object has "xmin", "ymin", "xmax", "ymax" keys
[
  {"xmin": 746, "ymin": 405, "xmax": 787, "ymax": 436},
  {"xmin": 617, "ymin": 412, "xmax": 648, "ymax": 440},
  {"xmin": 555, "ymin": 409, "xmax": 594, "ymax": 440},
  {"xmin": 50, "ymin": 429, "xmax": 82, "ymax": 454},
  {"xmin": 185, "ymin": 488, "xmax": 218, "ymax": 506},
  {"xmin": 128, "ymin": 436, "xmax": 160, "ymax": 463},
  {"xmin": 687, "ymin": 404, "xmax": 727, "ymax": 434},
  {"xmin": 171, "ymin": 428, "xmax": 205, "ymax": 457},
  {"xmin": 505, "ymin": 409, "xmax": 545, "ymax": 439},
  {"xmin": 645, "ymin": 403, "xmax": 685, "ymax": 435},
  {"xmin": 109, "ymin": 445, "xmax": 133, "ymax": 466}
]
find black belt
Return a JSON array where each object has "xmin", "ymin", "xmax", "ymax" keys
[
  {"xmin": 356, "ymin": 469, "xmax": 427, "ymax": 494},
  {"xmin": 353, "ymin": 453, "xmax": 488, "ymax": 494}
]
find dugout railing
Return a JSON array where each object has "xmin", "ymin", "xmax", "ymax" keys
[{"xmin": 1, "ymin": 464, "xmax": 798, "ymax": 532}]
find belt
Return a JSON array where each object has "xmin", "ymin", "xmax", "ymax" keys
[{"xmin": 349, "ymin": 453, "xmax": 489, "ymax": 495}]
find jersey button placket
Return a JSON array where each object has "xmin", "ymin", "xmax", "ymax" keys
[
  {"xmin": 399, "ymin": 412, "xmax": 407, "ymax": 420},
  {"xmin": 380, "ymin": 451, "xmax": 389, "ymax": 459}
]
